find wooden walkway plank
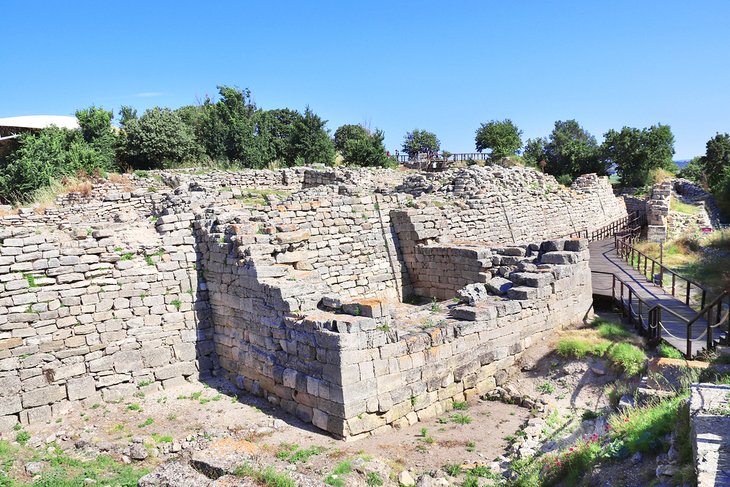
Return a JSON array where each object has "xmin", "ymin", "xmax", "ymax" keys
[{"xmin": 589, "ymin": 239, "xmax": 714, "ymax": 357}]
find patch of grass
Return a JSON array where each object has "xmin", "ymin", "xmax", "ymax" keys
[
  {"xmin": 121, "ymin": 252, "xmax": 134, "ymax": 261},
  {"xmin": 451, "ymin": 413, "xmax": 472, "ymax": 425},
  {"xmin": 366, "ymin": 471, "xmax": 384, "ymax": 486},
  {"xmin": 332, "ymin": 460, "xmax": 352, "ymax": 475},
  {"xmin": 596, "ymin": 321, "xmax": 631, "ymax": 340},
  {"xmin": 324, "ymin": 475, "xmax": 345, "ymax": 487},
  {"xmin": 609, "ymin": 394, "xmax": 687, "ymax": 453},
  {"xmin": 671, "ymin": 198, "xmax": 701, "ymax": 215},
  {"xmin": 235, "ymin": 463, "xmax": 296, "ymax": 487},
  {"xmin": 15, "ymin": 430, "xmax": 30, "ymax": 445},
  {"xmin": 137, "ymin": 418, "xmax": 154, "ymax": 428},
  {"xmin": 581, "ymin": 410, "xmax": 602, "ymax": 421},
  {"xmin": 151, "ymin": 433, "xmax": 173, "ymax": 443},
  {"xmin": 605, "ymin": 342, "xmax": 646, "ymax": 376},
  {"xmin": 537, "ymin": 382, "xmax": 555, "ymax": 394},
  {"xmin": 452, "ymin": 401, "xmax": 468, "ymax": 410},
  {"xmin": 22, "ymin": 273, "xmax": 38, "ymax": 288},
  {"xmin": 658, "ymin": 343, "xmax": 685, "ymax": 359},
  {"xmin": 443, "ymin": 463, "xmax": 463, "ymax": 476},
  {"xmin": 127, "ymin": 403, "xmax": 141, "ymax": 412},
  {"xmin": 557, "ymin": 336, "xmax": 610, "ymax": 358},
  {"xmin": 276, "ymin": 443, "xmax": 323, "ymax": 464},
  {"xmin": 171, "ymin": 298, "xmax": 182, "ymax": 311}
]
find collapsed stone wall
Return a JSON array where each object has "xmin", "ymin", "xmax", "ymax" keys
[{"xmin": 396, "ymin": 169, "xmax": 626, "ymax": 244}]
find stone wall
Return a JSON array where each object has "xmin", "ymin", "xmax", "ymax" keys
[
  {"xmin": 0, "ymin": 223, "xmax": 212, "ymax": 429},
  {"xmin": 0, "ymin": 164, "xmax": 622, "ymax": 435}
]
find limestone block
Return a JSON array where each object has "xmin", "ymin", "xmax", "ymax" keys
[
  {"xmin": 0, "ymin": 396, "xmax": 22, "ymax": 416},
  {"xmin": 541, "ymin": 252, "xmax": 579, "ymax": 265},
  {"xmin": 22, "ymin": 385, "xmax": 66, "ymax": 408},
  {"xmin": 113, "ymin": 350, "xmax": 143, "ymax": 373},
  {"xmin": 67, "ymin": 376, "xmax": 96, "ymax": 401}
]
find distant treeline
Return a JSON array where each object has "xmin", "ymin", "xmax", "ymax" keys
[{"xmin": 1, "ymin": 86, "xmax": 728, "ymax": 212}]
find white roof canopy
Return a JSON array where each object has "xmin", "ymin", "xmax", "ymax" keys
[{"xmin": 0, "ymin": 115, "xmax": 79, "ymax": 130}]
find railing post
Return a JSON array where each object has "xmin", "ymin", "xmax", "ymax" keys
[
  {"xmin": 651, "ymin": 261, "xmax": 655, "ymax": 282},
  {"xmin": 620, "ymin": 281, "xmax": 625, "ymax": 317},
  {"xmin": 628, "ymin": 290, "xmax": 633, "ymax": 323},
  {"xmin": 687, "ymin": 315, "xmax": 692, "ymax": 358},
  {"xmin": 672, "ymin": 274, "xmax": 676, "ymax": 296},
  {"xmin": 708, "ymin": 308, "xmax": 714, "ymax": 351},
  {"xmin": 638, "ymin": 300, "xmax": 643, "ymax": 332},
  {"xmin": 701, "ymin": 289, "xmax": 706, "ymax": 310},
  {"xmin": 611, "ymin": 274, "xmax": 616, "ymax": 303},
  {"xmin": 686, "ymin": 282, "xmax": 691, "ymax": 306}
]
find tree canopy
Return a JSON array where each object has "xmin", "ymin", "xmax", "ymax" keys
[
  {"xmin": 474, "ymin": 119, "xmax": 522, "ymax": 159},
  {"xmin": 286, "ymin": 107, "xmax": 335, "ymax": 166},
  {"xmin": 336, "ymin": 125, "xmax": 392, "ymax": 167},
  {"xmin": 402, "ymin": 129, "xmax": 440, "ymax": 158},
  {"xmin": 602, "ymin": 124, "xmax": 675, "ymax": 187},
  {"xmin": 522, "ymin": 120, "xmax": 606, "ymax": 183}
]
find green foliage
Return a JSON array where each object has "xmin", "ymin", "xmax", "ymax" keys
[
  {"xmin": 235, "ymin": 464, "xmax": 296, "ymax": 487},
  {"xmin": 0, "ymin": 126, "xmax": 114, "ymax": 203},
  {"xmin": 366, "ymin": 471, "xmax": 384, "ymax": 486},
  {"xmin": 596, "ymin": 321, "xmax": 631, "ymax": 340},
  {"xmin": 334, "ymin": 124, "xmax": 369, "ymax": 152},
  {"xmin": 556, "ymin": 337, "xmax": 610, "ymax": 358},
  {"xmin": 402, "ymin": 129, "xmax": 440, "ymax": 157},
  {"xmin": 286, "ymin": 107, "xmax": 335, "ymax": 166},
  {"xmin": 340, "ymin": 128, "xmax": 393, "ymax": 167},
  {"xmin": 451, "ymin": 413, "xmax": 472, "ymax": 424},
  {"xmin": 474, "ymin": 119, "xmax": 522, "ymax": 159},
  {"xmin": 703, "ymin": 132, "xmax": 730, "ymax": 188},
  {"xmin": 602, "ymin": 124, "xmax": 676, "ymax": 187},
  {"xmin": 658, "ymin": 343, "xmax": 685, "ymax": 359},
  {"xmin": 120, "ymin": 107, "xmax": 200, "ymax": 169},
  {"xmin": 605, "ymin": 343, "xmax": 646, "ymax": 376},
  {"xmin": 15, "ymin": 430, "xmax": 30, "ymax": 445},
  {"xmin": 75, "ymin": 105, "xmax": 117, "ymax": 168},
  {"xmin": 525, "ymin": 120, "xmax": 607, "ymax": 182},
  {"xmin": 677, "ymin": 156, "xmax": 706, "ymax": 183},
  {"xmin": 609, "ymin": 395, "xmax": 686, "ymax": 453}
]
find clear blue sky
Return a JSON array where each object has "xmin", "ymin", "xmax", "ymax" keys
[{"xmin": 2, "ymin": 1, "xmax": 728, "ymax": 160}]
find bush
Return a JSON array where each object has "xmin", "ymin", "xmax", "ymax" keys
[
  {"xmin": 120, "ymin": 107, "xmax": 200, "ymax": 169},
  {"xmin": 341, "ymin": 128, "xmax": 391, "ymax": 167},
  {"xmin": 596, "ymin": 321, "xmax": 631, "ymax": 340},
  {"xmin": 0, "ymin": 127, "xmax": 114, "ymax": 203},
  {"xmin": 556, "ymin": 337, "xmax": 609, "ymax": 358}
]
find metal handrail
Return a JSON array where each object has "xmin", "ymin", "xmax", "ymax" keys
[{"xmin": 592, "ymin": 268, "xmax": 730, "ymax": 357}]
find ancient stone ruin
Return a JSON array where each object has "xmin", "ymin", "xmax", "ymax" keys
[{"xmin": 0, "ymin": 165, "xmax": 627, "ymax": 438}]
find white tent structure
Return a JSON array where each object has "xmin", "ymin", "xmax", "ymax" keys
[{"xmin": 0, "ymin": 115, "xmax": 79, "ymax": 141}]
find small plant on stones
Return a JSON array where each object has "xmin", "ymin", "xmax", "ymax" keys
[
  {"xmin": 137, "ymin": 418, "xmax": 154, "ymax": 428},
  {"xmin": 376, "ymin": 323, "xmax": 390, "ymax": 332},
  {"xmin": 452, "ymin": 401, "xmax": 468, "ymax": 410},
  {"xmin": 127, "ymin": 403, "xmax": 142, "ymax": 412},
  {"xmin": 430, "ymin": 298, "xmax": 441, "ymax": 313},
  {"xmin": 171, "ymin": 298, "xmax": 182, "ymax": 311},
  {"xmin": 443, "ymin": 464, "xmax": 462, "ymax": 476},
  {"xmin": 538, "ymin": 382, "xmax": 555, "ymax": 394},
  {"xmin": 466, "ymin": 441, "xmax": 476, "ymax": 452},
  {"xmin": 366, "ymin": 472, "xmax": 383, "ymax": 486}
]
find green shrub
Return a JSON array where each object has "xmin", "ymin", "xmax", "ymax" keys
[
  {"xmin": 0, "ymin": 127, "xmax": 116, "ymax": 203},
  {"xmin": 605, "ymin": 343, "xmax": 646, "ymax": 376}
]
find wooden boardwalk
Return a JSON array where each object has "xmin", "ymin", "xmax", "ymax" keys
[{"xmin": 589, "ymin": 239, "xmax": 714, "ymax": 357}]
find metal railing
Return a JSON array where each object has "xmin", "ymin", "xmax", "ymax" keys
[
  {"xmin": 562, "ymin": 211, "xmax": 644, "ymax": 242},
  {"xmin": 593, "ymin": 269, "xmax": 729, "ymax": 357},
  {"xmin": 395, "ymin": 152, "xmax": 490, "ymax": 163},
  {"xmin": 590, "ymin": 210, "xmax": 730, "ymax": 357},
  {"xmin": 615, "ymin": 235, "xmax": 708, "ymax": 311}
]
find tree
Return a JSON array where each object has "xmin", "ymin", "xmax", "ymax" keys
[
  {"xmin": 120, "ymin": 107, "xmax": 199, "ymax": 168},
  {"xmin": 286, "ymin": 106, "xmax": 335, "ymax": 166},
  {"xmin": 474, "ymin": 119, "xmax": 522, "ymax": 159},
  {"xmin": 703, "ymin": 133, "xmax": 730, "ymax": 188},
  {"xmin": 75, "ymin": 106, "xmax": 117, "ymax": 168},
  {"xmin": 341, "ymin": 128, "xmax": 392, "ymax": 167},
  {"xmin": 402, "ymin": 129, "xmax": 440, "ymax": 158},
  {"xmin": 523, "ymin": 137, "xmax": 546, "ymax": 168},
  {"xmin": 257, "ymin": 108, "xmax": 303, "ymax": 163},
  {"xmin": 677, "ymin": 156, "xmax": 705, "ymax": 185},
  {"xmin": 602, "ymin": 124, "xmax": 675, "ymax": 187},
  {"xmin": 334, "ymin": 124, "xmax": 369, "ymax": 153}
]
